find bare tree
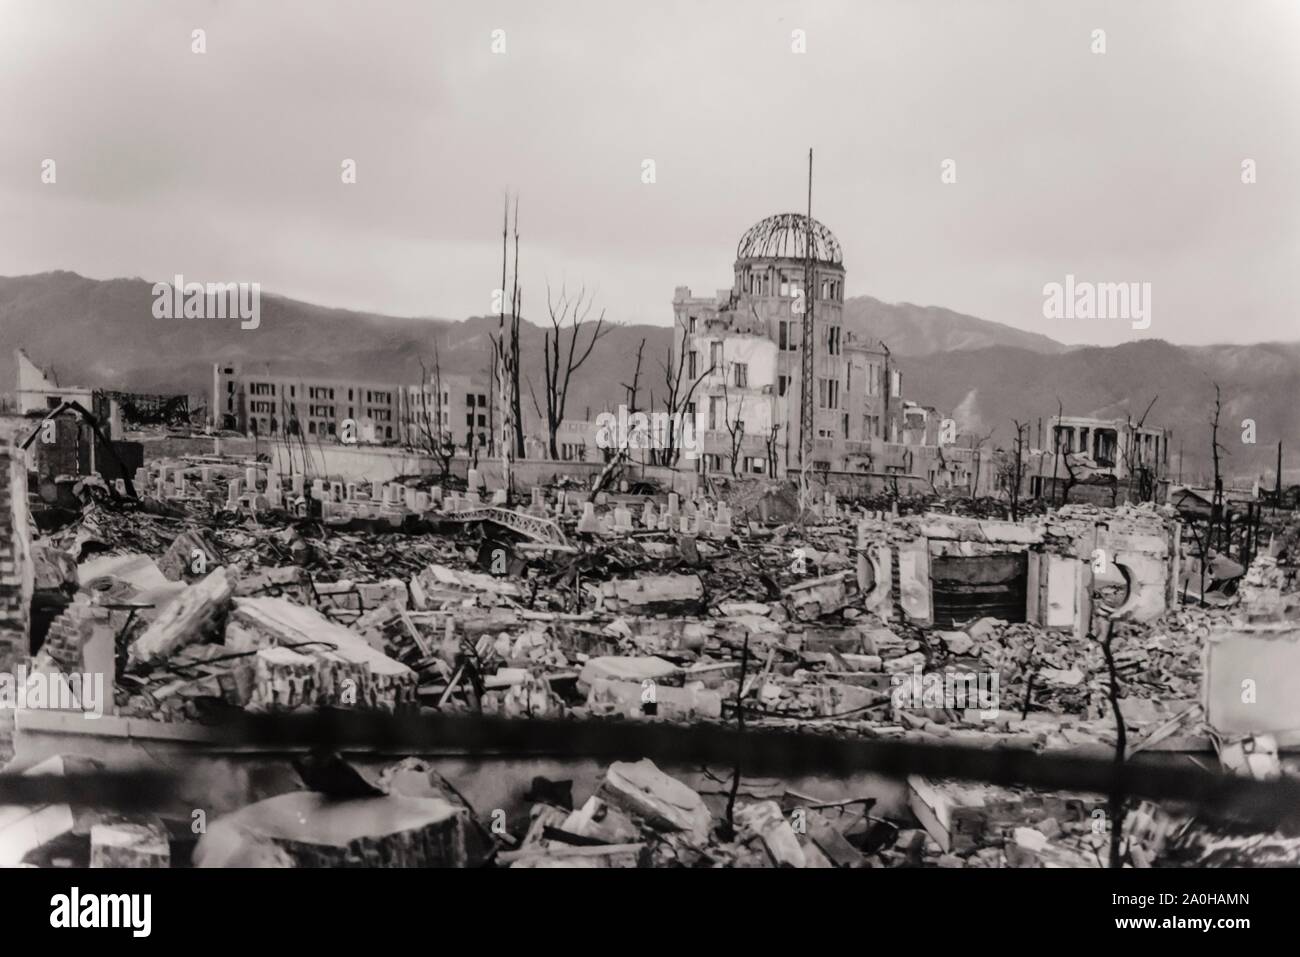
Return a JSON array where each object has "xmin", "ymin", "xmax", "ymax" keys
[
  {"xmin": 720, "ymin": 380, "xmax": 746, "ymax": 477},
  {"xmin": 967, "ymin": 428, "xmax": 995, "ymax": 500},
  {"xmin": 1009, "ymin": 420, "xmax": 1027, "ymax": 520},
  {"xmin": 416, "ymin": 347, "xmax": 456, "ymax": 480},
  {"xmin": 490, "ymin": 193, "xmax": 524, "ymax": 493},
  {"xmin": 765, "ymin": 422, "xmax": 782, "ymax": 478},
  {"xmin": 1052, "ymin": 398, "xmax": 1080, "ymax": 506},
  {"xmin": 1209, "ymin": 382, "xmax": 1228, "ymax": 549},
  {"xmin": 589, "ymin": 340, "xmax": 646, "ymax": 500},
  {"xmin": 655, "ymin": 324, "xmax": 713, "ymax": 467},
  {"xmin": 528, "ymin": 282, "xmax": 609, "ymax": 460},
  {"xmin": 1118, "ymin": 395, "xmax": 1159, "ymax": 504}
]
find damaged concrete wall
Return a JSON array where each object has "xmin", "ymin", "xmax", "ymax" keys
[
  {"xmin": 856, "ymin": 505, "xmax": 1179, "ymax": 633},
  {"xmin": 0, "ymin": 447, "xmax": 32, "ymax": 671}
]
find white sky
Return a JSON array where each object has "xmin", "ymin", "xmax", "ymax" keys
[{"xmin": 1, "ymin": 0, "xmax": 1297, "ymax": 346}]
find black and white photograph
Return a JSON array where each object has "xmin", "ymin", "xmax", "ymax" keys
[{"xmin": 0, "ymin": 0, "xmax": 1296, "ymax": 932}]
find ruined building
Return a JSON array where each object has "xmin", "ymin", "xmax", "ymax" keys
[
  {"xmin": 213, "ymin": 362, "xmax": 490, "ymax": 449},
  {"xmin": 673, "ymin": 214, "xmax": 906, "ymax": 477}
]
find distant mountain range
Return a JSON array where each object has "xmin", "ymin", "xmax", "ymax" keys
[{"xmin": 0, "ymin": 271, "xmax": 1293, "ymax": 481}]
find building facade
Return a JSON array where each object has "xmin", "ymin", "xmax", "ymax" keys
[
  {"xmin": 673, "ymin": 213, "xmax": 911, "ymax": 476},
  {"xmin": 212, "ymin": 363, "xmax": 488, "ymax": 448}
]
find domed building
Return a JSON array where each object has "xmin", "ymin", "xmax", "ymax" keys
[{"xmin": 673, "ymin": 213, "xmax": 899, "ymax": 475}]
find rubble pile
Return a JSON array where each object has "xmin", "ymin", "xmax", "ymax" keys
[{"xmin": 2, "ymin": 453, "xmax": 1297, "ymax": 868}]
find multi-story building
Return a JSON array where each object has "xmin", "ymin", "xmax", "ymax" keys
[
  {"xmin": 399, "ymin": 373, "xmax": 490, "ymax": 452},
  {"xmin": 212, "ymin": 362, "xmax": 488, "ymax": 447},
  {"xmin": 674, "ymin": 213, "xmax": 908, "ymax": 475}
]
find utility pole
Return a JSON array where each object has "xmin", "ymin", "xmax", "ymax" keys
[{"xmin": 799, "ymin": 148, "xmax": 815, "ymax": 496}]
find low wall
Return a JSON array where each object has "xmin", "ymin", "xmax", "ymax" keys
[{"xmin": 260, "ymin": 442, "xmax": 701, "ymax": 494}]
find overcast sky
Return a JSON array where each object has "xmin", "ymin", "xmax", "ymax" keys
[{"xmin": 1, "ymin": 0, "xmax": 1296, "ymax": 346}]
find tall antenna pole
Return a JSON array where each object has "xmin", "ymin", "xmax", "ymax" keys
[{"xmin": 799, "ymin": 148, "xmax": 815, "ymax": 494}]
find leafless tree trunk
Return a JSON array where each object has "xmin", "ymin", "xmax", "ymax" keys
[
  {"xmin": 1210, "ymin": 382, "xmax": 1227, "ymax": 549},
  {"xmin": 1010, "ymin": 420, "xmax": 1027, "ymax": 521},
  {"xmin": 968, "ymin": 428, "xmax": 994, "ymax": 500},
  {"xmin": 656, "ymin": 325, "xmax": 713, "ymax": 467},
  {"xmin": 530, "ymin": 282, "xmax": 609, "ymax": 459},
  {"xmin": 491, "ymin": 193, "xmax": 524, "ymax": 493},
  {"xmin": 765, "ymin": 422, "xmax": 782, "ymax": 478},
  {"xmin": 417, "ymin": 346, "xmax": 455, "ymax": 480},
  {"xmin": 721, "ymin": 381, "xmax": 745, "ymax": 478},
  {"xmin": 588, "ymin": 341, "xmax": 646, "ymax": 500},
  {"xmin": 1118, "ymin": 395, "xmax": 1159, "ymax": 504}
]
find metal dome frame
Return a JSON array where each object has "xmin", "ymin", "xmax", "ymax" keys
[{"xmin": 735, "ymin": 212, "xmax": 843, "ymax": 266}]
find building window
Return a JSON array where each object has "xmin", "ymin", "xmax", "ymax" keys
[
  {"xmin": 688, "ymin": 316, "xmax": 698, "ymax": 334},
  {"xmin": 827, "ymin": 325, "xmax": 841, "ymax": 356},
  {"xmin": 778, "ymin": 375, "xmax": 790, "ymax": 397},
  {"xmin": 709, "ymin": 341, "xmax": 722, "ymax": 371},
  {"xmin": 733, "ymin": 363, "xmax": 748, "ymax": 388},
  {"xmin": 891, "ymin": 370, "xmax": 902, "ymax": 398},
  {"xmin": 477, "ymin": 394, "xmax": 486, "ymax": 407},
  {"xmin": 708, "ymin": 396, "xmax": 721, "ymax": 430},
  {"xmin": 818, "ymin": 378, "xmax": 839, "ymax": 410},
  {"xmin": 688, "ymin": 350, "xmax": 698, "ymax": 379}
]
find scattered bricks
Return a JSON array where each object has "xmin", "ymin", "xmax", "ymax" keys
[
  {"xmin": 90, "ymin": 819, "xmax": 170, "ymax": 868},
  {"xmin": 782, "ymin": 571, "xmax": 860, "ymax": 622},
  {"xmin": 39, "ymin": 600, "xmax": 116, "ymax": 700},
  {"xmin": 129, "ymin": 567, "xmax": 234, "ymax": 666},
  {"xmin": 234, "ymin": 565, "xmax": 311, "ymax": 602},
  {"xmin": 598, "ymin": 758, "xmax": 712, "ymax": 842},
  {"xmin": 158, "ymin": 528, "xmax": 224, "ymax": 582},
  {"xmin": 194, "ymin": 791, "xmax": 469, "ymax": 868}
]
